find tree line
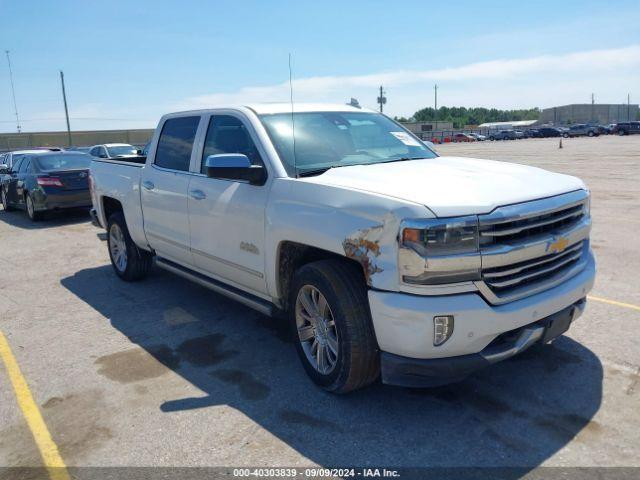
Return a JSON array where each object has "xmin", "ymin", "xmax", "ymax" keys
[{"xmin": 396, "ymin": 106, "xmax": 541, "ymax": 128}]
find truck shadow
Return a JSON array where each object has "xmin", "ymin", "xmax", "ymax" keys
[
  {"xmin": 61, "ymin": 265, "xmax": 603, "ymax": 473},
  {"xmin": 0, "ymin": 208, "xmax": 90, "ymax": 229}
]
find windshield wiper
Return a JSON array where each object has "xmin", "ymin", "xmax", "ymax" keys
[
  {"xmin": 381, "ymin": 156, "xmax": 428, "ymax": 164},
  {"xmin": 297, "ymin": 166, "xmax": 334, "ymax": 177}
]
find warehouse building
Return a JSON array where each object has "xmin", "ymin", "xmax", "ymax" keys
[
  {"xmin": 539, "ymin": 104, "xmax": 639, "ymax": 125},
  {"xmin": 0, "ymin": 128, "xmax": 154, "ymax": 152},
  {"xmin": 401, "ymin": 121, "xmax": 454, "ymax": 134}
]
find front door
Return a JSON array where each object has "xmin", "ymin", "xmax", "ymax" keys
[
  {"xmin": 188, "ymin": 113, "xmax": 269, "ymax": 296},
  {"xmin": 6, "ymin": 157, "xmax": 24, "ymax": 206},
  {"xmin": 141, "ymin": 115, "xmax": 201, "ymax": 266}
]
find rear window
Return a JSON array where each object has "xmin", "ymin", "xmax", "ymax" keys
[
  {"xmin": 35, "ymin": 154, "xmax": 92, "ymax": 171},
  {"xmin": 155, "ymin": 116, "xmax": 200, "ymax": 171}
]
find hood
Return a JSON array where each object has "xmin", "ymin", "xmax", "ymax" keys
[{"xmin": 301, "ymin": 156, "xmax": 585, "ymax": 217}]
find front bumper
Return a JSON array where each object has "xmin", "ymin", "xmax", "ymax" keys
[
  {"xmin": 381, "ymin": 299, "xmax": 585, "ymax": 387},
  {"xmin": 368, "ymin": 251, "xmax": 595, "ymax": 385}
]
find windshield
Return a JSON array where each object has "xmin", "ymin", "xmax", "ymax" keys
[
  {"xmin": 259, "ymin": 111, "xmax": 437, "ymax": 176},
  {"xmin": 35, "ymin": 154, "xmax": 91, "ymax": 171},
  {"xmin": 106, "ymin": 145, "xmax": 137, "ymax": 157}
]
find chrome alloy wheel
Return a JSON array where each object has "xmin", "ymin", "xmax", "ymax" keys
[
  {"xmin": 295, "ymin": 285, "xmax": 339, "ymax": 375},
  {"xmin": 109, "ymin": 223, "xmax": 128, "ymax": 273},
  {"xmin": 26, "ymin": 195, "xmax": 35, "ymax": 218}
]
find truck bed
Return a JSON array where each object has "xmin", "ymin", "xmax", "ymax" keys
[{"xmin": 92, "ymin": 156, "xmax": 147, "ymax": 166}]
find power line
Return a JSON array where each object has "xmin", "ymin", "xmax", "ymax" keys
[{"xmin": 4, "ymin": 50, "xmax": 21, "ymax": 133}]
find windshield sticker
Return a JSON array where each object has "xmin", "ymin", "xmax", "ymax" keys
[{"xmin": 390, "ymin": 131, "xmax": 421, "ymax": 146}]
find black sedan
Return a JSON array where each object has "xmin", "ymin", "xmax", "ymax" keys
[
  {"xmin": 0, "ymin": 151, "xmax": 92, "ymax": 221},
  {"xmin": 537, "ymin": 127, "xmax": 562, "ymax": 138}
]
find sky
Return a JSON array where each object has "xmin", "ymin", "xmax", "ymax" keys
[{"xmin": 1, "ymin": 0, "xmax": 639, "ymax": 133}]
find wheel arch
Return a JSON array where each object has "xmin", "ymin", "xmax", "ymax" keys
[{"xmin": 275, "ymin": 241, "xmax": 366, "ymax": 311}]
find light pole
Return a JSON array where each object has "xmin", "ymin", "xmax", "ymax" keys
[
  {"xmin": 5, "ymin": 50, "xmax": 21, "ymax": 133},
  {"xmin": 377, "ymin": 86, "xmax": 386, "ymax": 113},
  {"xmin": 60, "ymin": 71, "xmax": 72, "ymax": 147}
]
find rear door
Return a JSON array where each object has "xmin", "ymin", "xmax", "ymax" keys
[
  {"xmin": 187, "ymin": 112, "xmax": 269, "ymax": 295},
  {"xmin": 140, "ymin": 115, "xmax": 203, "ymax": 266},
  {"xmin": 15, "ymin": 157, "xmax": 32, "ymax": 203}
]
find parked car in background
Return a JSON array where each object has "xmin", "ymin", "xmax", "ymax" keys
[
  {"xmin": 90, "ymin": 103, "xmax": 595, "ymax": 392},
  {"xmin": 1, "ymin": 151, "xmax": 92, "ymax": 221},
  {"xmin": 613, "ymin": 121, "xmax": 640, "ymax": 135},
  {"xmin": 563, "ymin": 124, "xmax": 599, "ymax": 138},
  {"xmin": 468, "ymin": 133, "xmax": 486, "ymax": 141},
  {"xmin": 89, "ymin": 143, "xmax": 138, "ymax": 159},
  {"xmin": 537, "ymin": 127, "xmax": 562, "ymax": 138},
  {"xmin": 453, "ymin": 133, "xmax": 475, "ymax": 142},
  {"xmin": 67, "ymin": 146, "xmax": 92, "ymax": 153},
  {"xmin": 513, "ymin": 130, "xmax": 525, "ymax": 139},
  {"xmin": 488, "ymin": 130, "xmax": 516, "ymax": 140},
  {"xmin": 1, "ymin": 149, "xmax": 54, "ymax": 170},
  {"xmin": 523, "ymin": 129, "xmax": 541, "ymax": 138}
]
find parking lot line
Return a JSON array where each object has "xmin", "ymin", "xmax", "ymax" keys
[
  {"xmin": 0, "ymin": 331, "xmax": 70, "ymax": 480},
  {"xmin": 588, "ymin": 295, "xmax": 640, "ymax": 312}
]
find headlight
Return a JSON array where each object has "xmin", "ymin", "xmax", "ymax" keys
[{"xmin": 399, "ymin": 216, "xmax": 481, "ymax": 285}]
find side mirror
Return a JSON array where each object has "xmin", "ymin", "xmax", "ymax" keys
[
  {"xmin": 204, "ymin": 154, "xmax": 266, "ymax": 185},
  {"xmin": 0, "ymin": 164, "xmax": 9, "ymax": 175}
]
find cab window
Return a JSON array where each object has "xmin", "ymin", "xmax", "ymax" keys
[
  {"xmin": 155, "ymin": 116, "xmax": 200, "ymax": 171},
  {"xmin": 201, "ymin": 115, "xmax": 262, "ymax": 173}
]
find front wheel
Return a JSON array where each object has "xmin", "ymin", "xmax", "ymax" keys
[
  {"xmin": 290, "ymin": 260, "xmax": 379, "ymax": 393},
  {"xmin": 563, "ymin": 133, "xmax": 569, "ymax": 138},
  {"xmin": 618, "ymin": 130, "xmax": 626, "ymax": 136},
  {"xmin": 588, "ymin": 131, "xmax": 594, "ymax": 137},
  {"xmin": 107, "ymin": 212, "xmax": 153, "ymax": 281}
]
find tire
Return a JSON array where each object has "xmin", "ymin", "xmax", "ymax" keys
[
  {"xmin": 618, "ymin": 130, "xmax": 626, "ymax": 136},
  {"xmin": 489, "ymin": 136, "xmax": 495, "ymax": 141},
  {"xmin": 289, "ymin": 259, "xmax": 379, "ymax": 393},
  {"xmin": 1, "ymin": 188, "xmax": 14, "ymax": 212},
  {"xmin": 563, "ymin": 133, "xmax": 569, "ymax": 138},
  {"xmin": 25, "ymin": 194, "xmax": 42, "ymax": 221},
  {"xmin": 107, "ymin": 212, "xmax": 153, "ymax": 281},
  {"xmin": 587, "ymin": 131, "xmax": 594, "ymax": 137}
]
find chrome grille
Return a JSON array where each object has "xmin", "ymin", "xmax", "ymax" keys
[
  {"xmin": 476, "ymin": 190, "xmax": 591, "ymax": 304},
  {"xmin": 479, "ymin": 197, "xmax": 587, "ymax": 245},
  {"xmin": 482, "ymin": 241, "xmax": 584, "ymax": 291}
]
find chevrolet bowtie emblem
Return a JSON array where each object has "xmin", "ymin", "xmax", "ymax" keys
[{"xmin": 547, "ymin": 236, "xmax": 569, "ymax": 254}]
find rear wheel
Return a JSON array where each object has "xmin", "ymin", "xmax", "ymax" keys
[
  {"xmin": 588, "ymin": 131, "xmax": 594, "ymax": 137},
  {"xmin": 1, "ymin": 188, "xmax": 14, "ymax": 212},
  {"xmin": 290, "ymin": 259, "xmax": 379, "ymax": 393},
  {"xmin": 618, "ymin": 129, "xmax": 626, "ymax": 136},
  {"xmin": 26, "ymin": 194, "xmax": 41, "ymax": 221},
  {"xmin": 107, "ymin": 212, "xmax": 153, "ymax": 281}
]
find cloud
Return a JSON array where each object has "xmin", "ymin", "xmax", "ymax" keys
[{"xmin": 176, "ymin": 44, "xmax": 640, "ymax": 115}]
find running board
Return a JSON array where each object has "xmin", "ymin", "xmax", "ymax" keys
[{"xmin": 155, "ymin": 257, "xmax": 274, "ymax": 316}]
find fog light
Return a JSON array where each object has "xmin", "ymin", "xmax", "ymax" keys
[{"xmin": 433, "ymin": 315, "xmax": 454, "ymax": 346}]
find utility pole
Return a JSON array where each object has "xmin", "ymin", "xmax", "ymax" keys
[
  {"xmin": 628, "ymin": 93, "xmax": 631, "ymax": 122},
  {"xmin": 5, "ymin": 50, "xmax": 21, "ymax": 133},
  {"xmin": 60, "ymin": 71, "xmax": 72, "ymax": 147},
  {"xmin": 591, "ymin": 93, "xmax": 595, "ymax": 123},
  {"xmin": 377, "ymin": 86, "xmax": 386, "ymax": 113},
  {"xmin": 434, "ymin": 84, "xmax": 438, "ymax": 127}
]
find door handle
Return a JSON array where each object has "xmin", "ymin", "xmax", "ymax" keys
[
  {"xmin": 142, "ymin": 180, "xmax": 155, "ymax": 190},
  {"xmin": 189, "ymin": 189, "xmax": 206, "ymax": 200}
]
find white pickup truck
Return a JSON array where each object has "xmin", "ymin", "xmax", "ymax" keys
[{"xmin": 89, "ymin": 103, "xmax": 595, "ymax": 393}]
